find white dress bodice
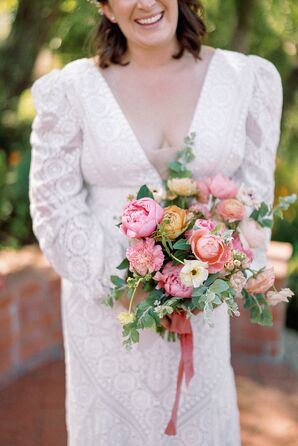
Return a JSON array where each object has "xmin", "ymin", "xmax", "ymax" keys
[{"xmin": 29, "ymin": 48, "xmax": 283, "ymax": 446}]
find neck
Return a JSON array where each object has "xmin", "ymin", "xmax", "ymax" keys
[{"xmin": 126, "ymin": 38, "xmax": 180, "ymax": 69}]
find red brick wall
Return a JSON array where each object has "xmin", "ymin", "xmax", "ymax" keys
[
  {"xmin": 231, "ymin": 294, "xmax": 286, "ymax": 360},
  {"xmin": 0, "ymin": 246, "xmax": 63, "ymax": 387},
  {"xmin": 0, "ymin": 242, "xmax": 292, "ymax": 386},
  {"xmin": 231, "ymin": 242, "xmax": 292, "ymax": 362}
]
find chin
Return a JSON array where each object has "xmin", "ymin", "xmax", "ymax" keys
[{"xmin": 135, "ymin": 29, "xmax": 175, "ymax": 49}]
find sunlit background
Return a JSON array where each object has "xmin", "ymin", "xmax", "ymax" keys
[
  {"xmin": 0, "ymin": 1, "xmax": 297, "ymax": 445},
  {"xmin": 0, "ymin": 0, "xmax": 297, "ymax": 326}
]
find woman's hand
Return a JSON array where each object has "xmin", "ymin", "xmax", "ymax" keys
[
  {"xmin": 118, "ymin": 287, "xmax": 148, "ymax": 310},
  {"xmin": 119, "ymin": 289, "xmax": 201, "ymax": 329},
  {"xmin": 160, "ymin": 309, "xmax": 201, "ymax": 330}
]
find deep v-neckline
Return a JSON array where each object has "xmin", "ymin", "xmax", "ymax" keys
[{"xmin": 85, "ymin": 48, "xmax": 220, "ymax": 183}]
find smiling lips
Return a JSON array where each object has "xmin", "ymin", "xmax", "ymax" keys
[{"xmin": 135, "ymin": 12, "xmax": 164, "ymax": 26}]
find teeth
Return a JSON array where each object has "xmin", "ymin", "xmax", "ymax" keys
[{"xmin": 137, "ymin": 13, "xmax": 162, "ymax": 25}]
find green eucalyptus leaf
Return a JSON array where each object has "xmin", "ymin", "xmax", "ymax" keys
[
  {"xmin": 260, "ymin": 308, "xmax": 273, "ymax": 326},
  {"xmin": 111, "ymin": 275, "xmax": 125, "ymax": 287},
  {"xmin": 168, "ymin": 161, "xmax": 183, "ymax": 172},
  {"xmin": 209, "ymin": 279, "xmax": 229, "ymax": 294},
  {"xmin": 261, "ymin": 218, "xmax": 273, "ymax": 228},
  {"xmin": 250, "ymin": 306, "xmax": 261, "ymax": 323}
]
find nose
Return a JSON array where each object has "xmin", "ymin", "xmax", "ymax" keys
[{"xmin": 137, "ymin": 0, "xmax": 157, "ymax": 9}]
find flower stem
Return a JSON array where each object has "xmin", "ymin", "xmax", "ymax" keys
[
  {"xmin": 128, "ymin": 278, "xmax": 143, "ymax": 314},
  {"xmin": 170, "ymin": 253, "xmax": 185, "ymax": 265},
  {"xmin": 252, "ymin": 294, "xmax": 262, "ymax": 313},
  {"xmin": 162, "ymin": 238, "xmax": 184, "ymax": 265}
]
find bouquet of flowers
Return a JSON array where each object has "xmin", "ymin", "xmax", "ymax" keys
[{"xmin": 104, "ymin": 133, "xmax": 296, "ymax": 435}]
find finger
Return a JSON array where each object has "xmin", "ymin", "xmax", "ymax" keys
[
  {"xmin": 192, "ymin": 308, "xmax": 201, "ymax": 315},
  {"xmin": 160, "ymin": 316, "xmax": 171, "ymax": 330}
]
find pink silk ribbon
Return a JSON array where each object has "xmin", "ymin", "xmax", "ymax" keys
[{"xmin": 164, "ymin": 312, "xmax": 194, "ymax": 436}]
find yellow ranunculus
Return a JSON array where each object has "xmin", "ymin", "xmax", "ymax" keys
[
  {"xmin": 162, "ymin": 205, "xmax": 189, "ymax": 240},
  {"xmin": 167, "ymin": 178, "xmax": 197, "ymax": 197},
  {"xmin": 117, "ymin": 312, "xmax": 135, "ymax": 325}
]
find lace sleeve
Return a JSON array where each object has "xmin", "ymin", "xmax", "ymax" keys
[
  {"xmin": 29, "ymin": 69, "xmax": 107, "ymax": 302},
  {"xmin": 233, "ymin": 55, "xmax": 283, "ymax": 268}
]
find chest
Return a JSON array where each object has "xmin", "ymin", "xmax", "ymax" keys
[
  {"xmin": 100, "ymin": 63, "xmax": 209, "ymax": 152},
  {"xmin": 80, "ymin": 54, "xmax": 250, "ymax": 188}
]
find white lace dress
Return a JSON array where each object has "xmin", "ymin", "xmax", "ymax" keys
[{"xmin": 29, "ymin": 48, "xmax": 282, "ymax": 446}]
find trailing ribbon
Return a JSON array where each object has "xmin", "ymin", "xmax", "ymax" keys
[{"xmin": 164, "ymin": 312, "xmax": 194, "ymax": 436}]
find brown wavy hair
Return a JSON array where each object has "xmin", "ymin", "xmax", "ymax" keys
[{"xmin": 93, "ymin": 0, "xmax": 207, "ymax": 68}]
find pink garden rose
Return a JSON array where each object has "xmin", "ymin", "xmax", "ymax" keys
[
  {"xmin": 154, "ymin": 262, "xmax": 193, "ymax": 298},
  {"xmin": 120, "ymin": 197, "xmax": 164, "ymax": 238},
  {"xmin": 194, "ymin": 218, "xmax": 217, "ymax": 231},
  {"xmin": 190, "ymin": 228, "xmax": 233, "ymax": 273},
  {"xmin": 196, "ymin": 180, "xmax": 210, "ymax": 203},
  {"xmin": 126, "ymin": 238, "xmax": 164, "ymax": 276},
  {"xmin": 185, "ymin": 218, "xmax": 216, "ymax": 240},
  {"xmin": 245, "ymin": 267, "xmax": 275, "ymax": 294},
  {"xmin": 189, "ymin": 203, "xmax": 211, "ymax": 219},
  {"xmin": 205, "ymin": 175, "xmax": 238, "ymax": 199},
  {"xmin": 216, "ymin": 199, "xmax": 245, "ymax": 223}
]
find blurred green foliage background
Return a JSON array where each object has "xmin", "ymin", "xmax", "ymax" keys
[{"xmin": 0, "ymin": 0, "xmax": 297, "ymax": 324}]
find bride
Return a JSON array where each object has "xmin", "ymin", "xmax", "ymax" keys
[{"xmin": 29, "ymin": 1, "xmax": 282, "ymax": 444}]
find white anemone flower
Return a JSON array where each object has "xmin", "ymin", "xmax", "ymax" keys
[{"xmin": 180, "ymin": 260, "xmax": 209, "ymax": 288}]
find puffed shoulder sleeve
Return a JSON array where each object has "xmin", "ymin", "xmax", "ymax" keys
[
  {"xmin": 29, "ymin": 68, "xmax": 107, "ymax": 302},
  {"xmin": 233, "ymin": 55, "xmax": 283, "ymax": 267}
]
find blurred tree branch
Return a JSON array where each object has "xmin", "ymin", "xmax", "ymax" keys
[
  {"xmin": 230, "ymin": 0, "xmax": 258, "ymax": 53},
  {"xmin": 0, "ymin": 0, "xmax": 62, "ymax": 111}
]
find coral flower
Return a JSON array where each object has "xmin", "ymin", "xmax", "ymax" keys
[
  {"xmin": 245, "ymin": 267, "xmax": 275, "ymax": 294},
  {"xmin": 190, "ymin": 228, "xmax": 233, "ymax": 273},
  {"xmin": 216, "ymin": 199, "xmax": 245, "ymax": 223}
]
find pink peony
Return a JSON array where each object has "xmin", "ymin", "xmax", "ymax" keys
[
  {"xmin": 245, "ymin": 267, "xmax": 275, "ymax": 294},
  {"xmin": 196, "ymin": 180, "xmax": 210, "ymax": 203},
  {"xmin": 126, "ymin": 238, "xmax": 165, "ymax": 276},
  {"xmin": 120, "ymin": 197, "xmax": 164, "ymax": 238},
  {"xmin": 154, "ymin": 262, "xmax": 192, "ymax": 298},
  {"xmin": 204, "ymin": 175, "xmax": 238, "ymax": 199},
  {"xmin": 190, "ymin": 228, "xmax": 233, "ymax": 273},
  {"xmin": 216, "ymin": 199, "xmax": 245, "ymax": 223}
]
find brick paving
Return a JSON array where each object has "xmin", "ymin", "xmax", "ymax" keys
[{"xmin": 0, "ymin": 359, "xmax": 297, "ymax": 445}]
